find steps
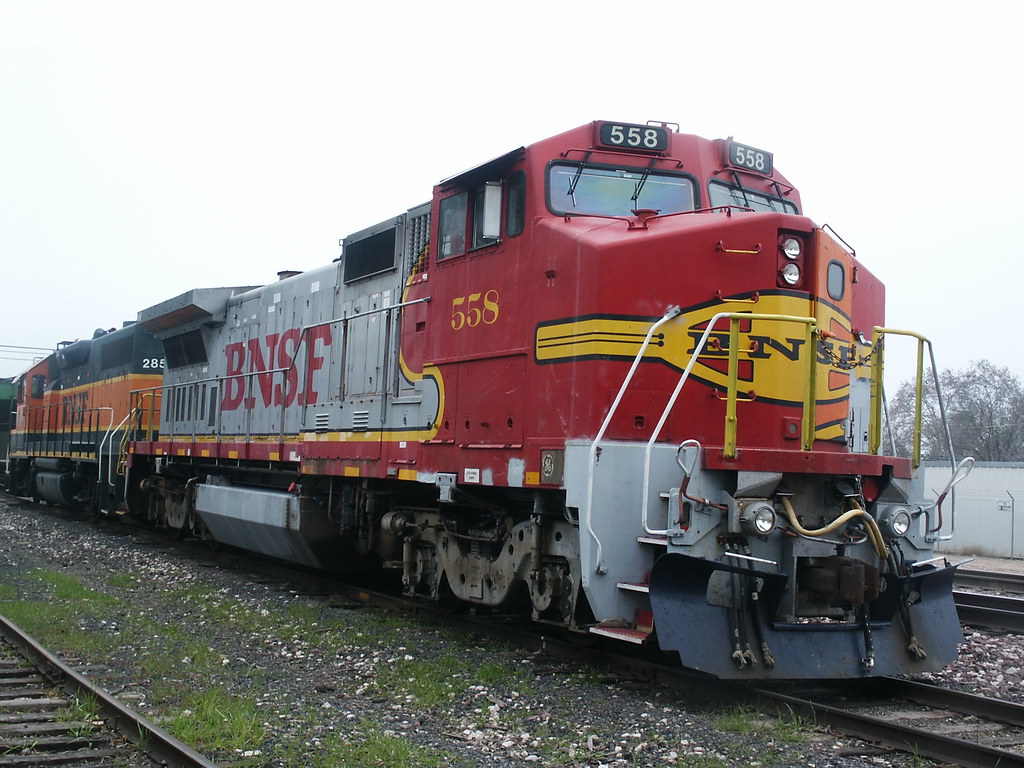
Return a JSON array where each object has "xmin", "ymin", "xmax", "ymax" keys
[{"xmin": 588, "ymin": 533, "xmax": 666, "ymax": 644}]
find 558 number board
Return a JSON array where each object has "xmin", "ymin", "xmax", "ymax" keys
[
  {"xmin": 727, "ymin": 141, "xmax": 773, "ymax": 175},
  {"xmin": 597, "ymin": 122, "xmax": 669, "ymax": 152}
]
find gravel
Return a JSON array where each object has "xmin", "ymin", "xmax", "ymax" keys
[{"xmin": 0, "ymin": 498, "xmax": 1007, "ymax": 768}]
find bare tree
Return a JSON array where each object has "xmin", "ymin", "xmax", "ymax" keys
[{"xmin": 886, "ymin": 360, "xmax": 1024, "ymax": 462}]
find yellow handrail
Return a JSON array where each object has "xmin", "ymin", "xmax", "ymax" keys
[
  {"xmin": 868, "ymin": 327, "xmax": 930, "ymax": 469},
  {"xmin": 722, "ymin": 313, "xmax": 817, "ymax": 458}
]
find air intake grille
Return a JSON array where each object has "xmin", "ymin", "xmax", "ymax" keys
[
  {"xmin": 406, "ymin": 209, "xmax": 431, "ymax": 276},
  {"xmin": 352, "ymin": 410, "xmax": 370, "ymax": 431}
]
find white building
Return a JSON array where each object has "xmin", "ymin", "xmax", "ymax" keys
[{"xmin": 922, "ymin": 461, "xmax": 1024, "ymax": 558}]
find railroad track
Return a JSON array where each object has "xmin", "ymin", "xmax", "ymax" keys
[
  {"xmin": 954, "ymin": 568, "xmax": 1024, "ymax": 632},
  {"xmin": 957, "ymin": 568, "xmax": 1024, "ymax": 593},
  {"xmin": 955, "ymin": 590, "xmax": 1024, "ymax": 632},
  {"xmin": 0, "ymin": 613, "xmax": 216, "ymax": 768},
  {"xmin": 753, "ymin": 676, "xmax": 1024, "ymax": 768}
]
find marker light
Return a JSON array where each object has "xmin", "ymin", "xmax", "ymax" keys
[
  {"xmin": 782, "ymin": 237, "xmax": 802, "ymax": 259},
  {"xmin": 780, "ymin": 262, "xmax": 801, "ymax": 285},
  {"xmin": 739, "ymin": 501, "xmax": 777, "ymax": 535}
]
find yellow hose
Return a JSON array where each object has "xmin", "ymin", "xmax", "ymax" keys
[
  {"xmin": 780, "ymin": 497, "xmax": 888, "ymax": 559},
  {"xmin": 847, "ymin": 498, "xmax": 890, "ymax": 560}
]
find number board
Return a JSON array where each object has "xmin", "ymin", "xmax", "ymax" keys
[
  {"xmin": 597, "ymin": 122, "xmax": 670, "ymax": 153},
  {"xmin": 727, "ymin": 141, "xmax": 773, "ymax": 175}
]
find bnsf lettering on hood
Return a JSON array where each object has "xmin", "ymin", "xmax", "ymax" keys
[{"xmin": 221, "ymin": 326, "xmax": 333, "ymax": 410}]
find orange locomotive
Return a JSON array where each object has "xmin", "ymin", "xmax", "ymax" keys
[
  {"xmin": 11, "ymin": 121, "xmax": 971, "ymax": 679},
  {"xmin": 7, "ymin": 324, "xmax": 164, "ymax": 512}
]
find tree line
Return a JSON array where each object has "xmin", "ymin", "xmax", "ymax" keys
[{"xmin": 886, "ymin": 360, "xmax": 1024, "ymax": 462}]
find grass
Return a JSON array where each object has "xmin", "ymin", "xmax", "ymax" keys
[
  {"xmin": 166, "ymin": 687, "xmax": 266, "ymax": 755},
  {"xmin": 35, "ymin": 568, "xmax": 119, "ymax": 604},
  {"xmin": 104, "ymin": 573, "xmax": 136, "ymax": 588},
  {"xmin": 284, "ymin": 724, "xmax": 459, "ymax": 768},
  {"xmin": 57, "ymin": 691, "xmax": 100, "ymax": 732},
  {"xmin": 714, "ymin": 703, "xmax": 809, "ymax": 743},
  {"xmin": 676, "ymin": 757, "xmax": 732, "ymax": 767},
  {"xmin": 370, "ymin": 652, "xmax": 464, "ymax": 708}
]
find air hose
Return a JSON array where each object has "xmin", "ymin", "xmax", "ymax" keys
[{"xmin": 780, "ymin": 497, "xmax": 888, "ymax": 559}]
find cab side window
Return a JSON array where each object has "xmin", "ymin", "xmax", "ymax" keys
[
  {"xmin": 437, "ymin": 173, "xmax": 526, "ymax": 261},
  {"xmin": 506, "ymin": 171, "xmax": 526, "ymax": 237},
  {"xmin": 438, "ymin": 192, "xmax": 468, "ymax": 259}
]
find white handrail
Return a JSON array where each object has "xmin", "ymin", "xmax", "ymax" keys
[
  {"xmin": 583, "ymin": 306, "xmax": 681, "ymax": 574},
  {"xmin": 639, "ymin": 312, "xmax": 733, "ymax": 535}
]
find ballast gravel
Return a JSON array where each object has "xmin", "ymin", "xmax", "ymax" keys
[{"xmin": 0, "ymin": 498, "xmax": 1008, "ymax": 768}]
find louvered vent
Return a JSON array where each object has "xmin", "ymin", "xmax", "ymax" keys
[
  {"xmin": 352, "ymin": 410, "xmax": 370, "ymax": 431},
  {"xmin": 406, "ymin": 209, "xmax": 432, "ymax": 276},
  {"xmin": 314, "ymin": 412, "xmax": 330, "ymax": 432}
]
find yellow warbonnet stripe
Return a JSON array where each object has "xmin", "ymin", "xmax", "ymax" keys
[
  {"xmin": 536, "ymin": 295, "xmax": 866, "ymax": 440},
  {"xmin": 536, "ymin": 318, "xmax": 658, "ymax": 360}
]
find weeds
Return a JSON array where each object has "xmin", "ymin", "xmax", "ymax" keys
[
  {"xmin": 289, "ymin": 723, "xmax": 457, "ymax": 768},
  {"xmin": 166, "ymin": 687, "xmax": 266, "ymax": 754}
]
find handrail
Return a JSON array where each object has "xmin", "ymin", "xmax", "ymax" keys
[
  {"xmin": 868, "ymin": 327, "xmax": 967, "ymax": 541},
  {"xmin": 95, "ymin": 409, "xmax": 135, "ymax": 508},
  {"xmin": 582, "ymin": 308, "xmax": 818, "ymax": 562},
  {"xmin": 17, "ymin": 403, "xmax": 116, "ymax": 458},
  {"xmin": 583, "ymin": 305, "xmax": 681, "ymax": 574},
  {"xmin": 867, "ymin": 327, "xmax": 953, "ymax": 470},
  {"xmin": 639, "ymin": 312, "xmax": 816, "ymax": 536},
  {"xmin": 128, "ymin": 297, "xmax": 428, "ymax": 452}
]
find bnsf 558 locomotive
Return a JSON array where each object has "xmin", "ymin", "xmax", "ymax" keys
[{"xmin": 8, "ymin": 121, "xmax": 969, "ymax": 679}]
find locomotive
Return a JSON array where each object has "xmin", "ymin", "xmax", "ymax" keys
[{"xmin": 7, "ymin": 120, "xmax": 969, "ymax": 679}]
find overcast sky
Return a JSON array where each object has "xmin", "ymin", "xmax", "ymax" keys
[{"xmin": 1, "ymin": 2, "xmax": 1020, "ymax": 392}]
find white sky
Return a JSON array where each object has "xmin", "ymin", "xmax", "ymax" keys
[{"xmin": 1, "ymin": 1, "xmax": 1020, "ymax": 391}]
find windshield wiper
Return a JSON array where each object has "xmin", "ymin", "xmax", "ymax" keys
[
  {"xmin": 567, "ymin": 151, "xmax": 592, "ymax": 209},
  {"xmin": 631, "ymin": 159, "xmax": 658, "ymax": 209},
  {"xmin": 730, "ymin": 170, "xmax": 751, "ymax": 209}
]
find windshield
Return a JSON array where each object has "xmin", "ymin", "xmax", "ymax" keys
[
  {"xmin": 547, "ymin": 163, "xmax": 696, "ymax": 217},
  {"xmin": 708, "ymin": 180, "xmax": 798, "ymax": 214}
]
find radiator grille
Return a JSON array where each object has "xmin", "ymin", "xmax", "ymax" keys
[{"xmin": 406, "ymin": 208, "xmax": 431, "ymax": 276}]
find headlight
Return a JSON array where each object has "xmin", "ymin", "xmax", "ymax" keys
[
  {"xmin": 739, "ymin": 501, "xmax": 777, "ymax": 535},
  {"xmin": 878, "ymin": 505, "xmax": 913, "ymax": 538},
  {"xmin": 781, "ymin": 237, "xmax": 802, "ymax": 259},
  {"xmin": 780, "ymin": 262, "xmax": 801, "ymax": 285}
]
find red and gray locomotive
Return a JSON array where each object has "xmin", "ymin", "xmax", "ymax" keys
[{"xmin": 8, "ymin": 120, "xmax": 967, "ymax": 679}]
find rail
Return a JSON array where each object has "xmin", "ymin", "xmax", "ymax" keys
[
  {"xmin": 0, "ymin": 613, "xmax": 218, "ymax": 767},
  {"xmin": 584, "ymin": 309, "xmax": 818, "ymax": 568},
  {"xmin": 12, "ymin": 403, "xmax": 115, "ymax": 459},
  {"xmin": 639, "ymin": 311, "xmax": 817, "ymax": 536},
  {"xmin": 867, "ymin": 327, "xmax": 969, "ymax": 541},
  {"xmin": 128, "ymin": 296, "xmax": 430, "ymax": 455}
]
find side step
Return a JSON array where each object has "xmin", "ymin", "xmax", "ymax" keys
[
  {"xmin": 616, "ymin": 581, "xmax": 650, "ymax": 593},
  {"xmin": 589, "ymin": 626, "xmax": 650, "ymax": 644},
  {"xmin": 638, "ymin": 535, "xmax": 667, "ymax": 546}
]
